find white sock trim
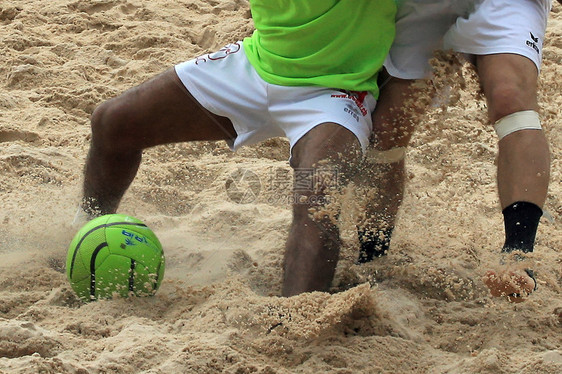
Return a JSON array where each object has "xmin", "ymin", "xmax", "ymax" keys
[
  {"xmin": 73, "ymin": 206, "xmax": 91, "ymax": 227},
  {"xmin": 494, "ymin": 110, "xmax": 541, "ymax": 140},
  {"xmin": 542, "ymin": 209, "xmax": 554, "ymax": 223}
]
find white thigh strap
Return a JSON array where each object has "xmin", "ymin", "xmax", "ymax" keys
[{"xmin": 494, "ymin": 110, "xmax": 541, "ymax": 140}]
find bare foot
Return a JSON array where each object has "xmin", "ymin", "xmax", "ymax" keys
[{"xmin": 483, "ymin": 268, "xmax": 536, "ymax": 303}]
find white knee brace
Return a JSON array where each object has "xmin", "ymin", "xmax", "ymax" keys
[
  {"xmin": 366, "ymin": 147, "xmax": 406, "ymax": 164},
  {"xmin": 494, "ymin": 110, "xmax": 542, "ymax": 140}
]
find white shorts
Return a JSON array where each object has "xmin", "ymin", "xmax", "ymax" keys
[
  {"xmin": 174, "ymin": 42, "xmax": 376, "ymax": 155},
  {"xmin": 385, "ymin": 0, "xmax": 552, "ymax": 79}
]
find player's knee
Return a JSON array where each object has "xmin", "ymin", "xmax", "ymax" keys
[
  {"xmin": 487, "ymin": 83, "xmax": 535, "ymax": 123},
  {"xmin": 371, "ymin": 117, "xmax": 415, "ymax": 151},
  {"xmin": 90, "ymin": 99, "xmax": 138, "ymax": 150},
  {"xmin": 290, "ymin": 157, "xmax": 334, "ymax": 202},
  {"xmin": 91, "ymin": 100, "xmax": 117, "ymax": 145}
]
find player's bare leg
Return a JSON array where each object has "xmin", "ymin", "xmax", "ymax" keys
[
  {"xmin": 282, "ymin": 123, "xmax": 362, "ymax": 296},
  {"xmin": 81, "ymin": 68, "xmax": 236, "ymax": 216},
  {"xmin": 477, "ymin": 54, "xmax": 549, "ymax": 209},
  {"xmin": 357, "ymin": 73, "xmax": 426, "ymax": 262},
  {"xmin": 477, "ymin": 53, "xmax": 550, "ymax": 301}
]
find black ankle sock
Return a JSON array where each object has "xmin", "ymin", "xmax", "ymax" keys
[
  {"xmin": 502, "ymin": 201, "xmax": 542, "ymax": 254},
  {"xmin": 357, "ymin": 227, "xmax": 394, "ymax": 263}
]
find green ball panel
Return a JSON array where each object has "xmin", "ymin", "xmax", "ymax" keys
[
  {"xmin": 67, "ymin": 217, "xmax": 110, "ymax": 282},
  {"xmin": 70, "ymin": 277, "xmax": 93, "ymax": 301},
  {"xmin": 127, "ymin": 257, "xmax": 163, "ymax": 296},
  {"xmin": 105, "ymin": 227, "xmax": 163, "ymax": 260},
  {"xmin": 104, "ymin": 227, "xmax": 165, "ymax": 281},
  {"xmin": 93, "ymin": 255, "xmax": 162, "ymax": 299},
  {"xmin": 75, "ymin": 243, "xmax": 111, "ymax": 283},
  {"xmin": 93, "ymin": 254, "xmax": 136, "ymax": 299},
  {"xmin": 67, "ymin": 249, "xmax": 90, "ymax": 283},
  {"xmin": 67, "ymin": 228, "xmax": 110, "ymax": 283},
  {"xmin": 103, "ymin": 214, "xmax": 161, "ymax": 248},
  {"xmin": 106, "ymin": 220, "xmax": 163, "ymax": 251}
]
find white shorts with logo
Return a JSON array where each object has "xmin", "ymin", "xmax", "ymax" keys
[
  {"xmin": 385, "ymin": 0, "xmax": 552, "ymax": 79},
  {"xmin": 174, "ymin": 42, "xmax": 376, "ymax": 155}
]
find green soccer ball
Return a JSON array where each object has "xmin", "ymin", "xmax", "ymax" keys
[{"xmin": 66, "ymin": 214, "xmax": 165, "ymax": 301}]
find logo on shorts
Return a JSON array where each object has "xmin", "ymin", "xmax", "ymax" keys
[
  {"xmin": 526, "ymin": 32, "xmax": 540, "ymax": 54},
  {"xmin": 195, "ymin": 42, "xmax": 241, "ymax": 65},
  {"xmin": 330, "ymin": 90, "xmax": 368, "ymax": 117}
]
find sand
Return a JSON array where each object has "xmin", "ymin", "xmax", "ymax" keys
[{"xmin": 0, "ymin": 1, "xmax": 561, "ymax": 373}]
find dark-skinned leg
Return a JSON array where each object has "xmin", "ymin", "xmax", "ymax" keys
[
  {"xmin": 357, "ymin": 73, "xmax": 428, "ymax": 262},
  {"xmin": 82, "ymin": 68, "xmax": 236, "ymax": 216},
  {"xmin": 282, "ymin": 123, "xmax": 362, "ymax": 296}
]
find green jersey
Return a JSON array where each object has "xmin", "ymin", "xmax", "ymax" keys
[{"xmin": 243, "ymin": 0, "xmax": 396, "ymax": 98}]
